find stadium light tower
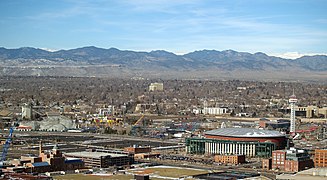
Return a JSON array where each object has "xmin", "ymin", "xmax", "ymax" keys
[{"xmin": 289, "ymin": 90, "xmax": 298, "ymax": 134}]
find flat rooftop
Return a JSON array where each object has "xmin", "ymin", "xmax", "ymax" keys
[{"xmin": 64, "ymin": 151, "xmax": 128, "ymax": 159}]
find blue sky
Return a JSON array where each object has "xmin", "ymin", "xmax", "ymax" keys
[{"xmin": 0, "ymin": 0, "xmax": 326, "ymax": 58}]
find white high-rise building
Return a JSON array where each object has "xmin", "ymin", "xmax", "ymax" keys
[{"xmin": 289, "ymin": 93, "xmax": 298, "ymax": 134}]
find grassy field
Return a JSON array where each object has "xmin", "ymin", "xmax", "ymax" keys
[
  {"xmin": 54, "ymin": 165, "xmax": 209, "ymax": 180},
  {"xmin": 54, "ymin": 174, "xmax": 133, "ymax": 180},
  {"xmin": 131, "ymin": 166, "xmax": 209, "ymax": 178}
]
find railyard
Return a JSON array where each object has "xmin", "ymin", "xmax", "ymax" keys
[{"xmin": 1, "ymin": 131, "xmax": 179, "ymax": 158}]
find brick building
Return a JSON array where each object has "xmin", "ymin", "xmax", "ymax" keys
[
  {"xmin": 124, "ymin": 146, "xmax": 151, "ymax": 154},
  {"xmin": 272, "ymin": 150, "xmax": 286, "ymax": 171},
  {"xmin": 7, "ymin": 142, "xmax": 84, "ymax": 173},
  {"xmin": 25, "ymin": 162, "xmax": 51, "ymax": 173},
  {"xmin": 314, "ymin": 149, "xmax": 327, "ymax": 167},
  {"xmin": 262, "ymin": 158, "xmax": 272, "ymax": 170},
  {"xmin": 214, "ymin": 154, "xmax": 245, "ymax": 164},
  {"xmin": 270, "ymin": 148, "xmax": 313, "ymax": 172},
  {"xmin": 134, "ymin": 152, "xmax": 160, "ymax": 160},
  {"xmin": 124, "ymin": 145, "xmax": 160, "ymax": 160},
  {"xmin": 65, "ymin": 150, "xmax": 132, "ymax": 168},
  {"xmin": 41, "ymin": 143, "xmax": 84, "ymax": 171}
]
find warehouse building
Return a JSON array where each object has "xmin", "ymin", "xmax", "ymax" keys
[
  {"xmin": 64, "ymin": 150, "xmax": 131, "ymax": 168},
  {"xmin": 124, "ymin": 146, "xmax": 151, "ymax": 154},
  {"xmin": 259, "ymin": 119, "xmax": 290, "ymax": 131}
]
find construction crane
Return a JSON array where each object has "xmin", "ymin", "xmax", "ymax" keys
[
  {"xmin": 130, "ymin": 114, "xmax": 145, "ymax": 136},
  {"xmin": 1, "ymin": 128, "xmax": 14, "ymax": 162},
  {"xmin": 134, "ymin": 114, "xmax": 145, "ymax": 126},
  {"xmin": 0, "ymin": 121, "xmax": 19, "ymax": 165}
]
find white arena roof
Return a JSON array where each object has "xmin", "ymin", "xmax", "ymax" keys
[{"xmin": 205, "ymin": 128, "xmax": 285, "ymax": 138}]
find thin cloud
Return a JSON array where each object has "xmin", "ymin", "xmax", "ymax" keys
[
  {"xmin": 315, "ymin": 18, "xmax": 327, "ymax": 24},
  {"xmin": 71, "ymin": 28, "xmax": 106, "ymax": 33},
  {"xmin": 119, "ymin": 0, "xmax": 200, "ymax": 13}
]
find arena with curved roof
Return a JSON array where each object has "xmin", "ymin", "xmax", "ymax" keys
[
  {"xmin": 205, "ymin": 128, "xmax": 285, "ymax": 137},
  {"xmin": 186, "ymin": 128, "xmax": 288, "ymax": 158},
  {"xmin": 204, "ymin": 128, "xmax": 286, "ymax": 148}
]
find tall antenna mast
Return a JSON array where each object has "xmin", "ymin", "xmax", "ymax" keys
[{"xmin": 289, "ymin": 91, "xmax": 298, "ymax": 135}]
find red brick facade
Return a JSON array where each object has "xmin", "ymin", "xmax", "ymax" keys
[
  {"xmin": 271, "ymin": 150, "xmax": 313, "ymax": 172},
  {"xmin": 315, "ymin": 149, "xmax": 327, "ymax": 167},
  {"xmin": 124, "ymin": 147, "xmax": 151, "ymax": 154},
  {"xmin": 272, "ymin": 150, "xmax": 286, "ymax": 171},
  {"xmin": 262, "ymin": 158, "xmax": 272, "ymax": 170},
  {"xmin": 214, "ymin": 154, "xmax": 245, "ymax": 164}
]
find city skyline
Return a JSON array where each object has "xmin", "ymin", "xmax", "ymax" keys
[{"xmin": 1, "ymin": 0, "xmax": 326, "ymax": 59}]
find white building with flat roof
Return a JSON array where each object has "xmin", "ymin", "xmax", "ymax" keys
[
  {"xmin": 149, "ymin": 83, "xmax": 163, "ymax": 91},
  {"xmin": 203, "ymin": 107, "xmax": 228, "ymax": 115}
]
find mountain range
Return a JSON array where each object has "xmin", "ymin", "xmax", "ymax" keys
[{"xmin": 0, "ymin": 46, "xmax": 326, "ymax": 81}]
